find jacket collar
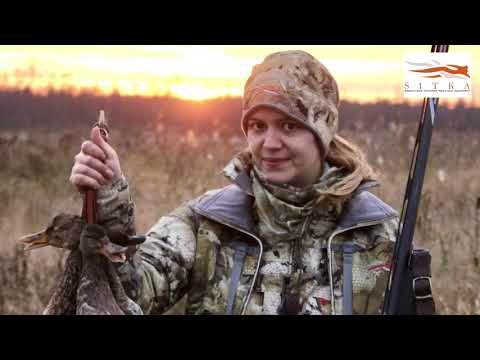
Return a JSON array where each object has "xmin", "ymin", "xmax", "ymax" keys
[{"xmin": 193, "ymin": 168, "xmax": 397, "ymax": 235}]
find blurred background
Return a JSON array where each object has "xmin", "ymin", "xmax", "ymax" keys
[{"xmin": 0, "ymin": 45, "xmax": 478, "ymax": 314}]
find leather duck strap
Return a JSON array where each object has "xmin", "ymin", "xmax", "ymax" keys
[
  {"xmin": 82, "ymin": 190, "xmax": 98, "ymax": 224},
  {"xmin": 82, "ymin": 111, "xmax": 110, "ymax": 225}
]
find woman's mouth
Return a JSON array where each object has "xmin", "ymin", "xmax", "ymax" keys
[{"xmin": 262, "ymin": 158, "xmax": 290, "ymax": 168}]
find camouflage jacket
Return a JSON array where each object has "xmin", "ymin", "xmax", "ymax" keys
[{"xmin": 97, "ymin": 174, "xmax": 398, "ymax": 315}]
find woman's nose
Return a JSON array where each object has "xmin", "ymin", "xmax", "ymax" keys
[{"xmin": 263, "ymin": 128, "xmax": 282, "ymax": 149}]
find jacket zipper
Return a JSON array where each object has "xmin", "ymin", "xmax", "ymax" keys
[
  {"xmin": 196, "ymin": 207, "xmax": 396, "ymax": 315},
  {"xmin": 327, "ymin": 215, "xmax": 397, "ymax": 315},
  {"xmin": 193, "ymin": 208, "xmax": 264, "ymax": 315}
]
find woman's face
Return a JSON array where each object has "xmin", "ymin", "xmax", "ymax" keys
[{"xmin": 246, "ymin": 107, "xmax": 323, "ymax": 187}]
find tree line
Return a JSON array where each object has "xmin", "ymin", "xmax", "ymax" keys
[{"xmin": 0, "ymin": 88, "xmax": 477, "ymax": 135}]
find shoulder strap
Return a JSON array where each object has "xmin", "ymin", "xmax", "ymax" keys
[
  {"xmin": 329, "ymin": 243, "xmax": 362, "ymax": 315},
  {"xmin": 226, "ymin": 242, "xmax": 248, "ymax": 314},
  {"xmin": 185, "ymin": 210, "xmax": 213, "ymax": 314},
  {"xmin": 342, "ymin": 244, "xmax": 354, "ymax": 315}
]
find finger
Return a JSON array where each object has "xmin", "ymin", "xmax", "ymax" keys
[
  {"xmin": 73, "ymin": 163, "xmax": 109, "ymax": 186},
  {"xmin": 70, "ymin": 173, "xmax": 102, "ymax": 190},
  {"xmin": 91, "ymin": 127, "xmax": 117, "ymax": 159},
  {"xmin": 75, "ymin": 153, "xmax": 114, "ymax": 179},
  {"xmin": 81, "ymin": 140, "xmax": 107, "ymax": 162}
]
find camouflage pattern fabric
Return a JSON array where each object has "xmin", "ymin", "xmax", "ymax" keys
[
  {"xmin": 97, "ymin": 175, "xmax": 136, "ymax": 236},
  {"xmin": 96, "ymin": 155, "xmax": 398, "ymax": 315},
  {"xmin": 251, "ymin": 161, "xmax": 347, "ymax": 314},
  {"xmin": 241, "ymin": 50, "xmax": 340, "ymax": 157}
]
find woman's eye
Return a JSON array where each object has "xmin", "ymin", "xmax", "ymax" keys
[
  {"xmin": 249, "ymin": 122, "xmax": 265, "ymax": 131},
  {"xmin": 283, "ymin": 122, "xmax": 299, "ymax": 131}
]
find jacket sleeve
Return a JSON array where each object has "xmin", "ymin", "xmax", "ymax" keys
[
  {"xmin": 121, "ymin": 201, "xmax": 199, "ymax": 314},
  {"xmin": 96, "ymin": 174, "xmax": 136, "ymax": 236},
  {"xmin": 95, "ymin": 175, "xmax": 211, "ymax": 314},
  {"xmin": 96, "ymin": 176, "xmax": 234, "ymax": 314}
]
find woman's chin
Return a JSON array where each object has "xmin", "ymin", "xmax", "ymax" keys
[{"xmin": 262, "ymin": 171, "xmax": 292, "ymax": 186}]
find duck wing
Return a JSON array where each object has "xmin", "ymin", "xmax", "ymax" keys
[{"xmin": 43, "ymin": 249, "xmax": 82, "ymax": 315}]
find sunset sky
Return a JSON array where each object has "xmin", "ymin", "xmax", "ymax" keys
[{"xmin": 0, "ymin": 45, "xmax": 478, "ymax": 107}]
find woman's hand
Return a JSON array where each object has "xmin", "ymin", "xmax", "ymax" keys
[{"xmin": 69, "ymin": 127, "xmax": 122, "ymax": 192}]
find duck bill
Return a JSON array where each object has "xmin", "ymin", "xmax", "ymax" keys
[
  {"xmin": 99, "ymin": 242, "xmax": 127, "ymax": 263},
  {"xmin": 19, "ymin": 230, "xmax": 49, "ymax": 251}
]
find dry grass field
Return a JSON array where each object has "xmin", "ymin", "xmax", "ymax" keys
[{"xmin": 1, "ymin": 120, "xmax": 479, "ymax": 314}]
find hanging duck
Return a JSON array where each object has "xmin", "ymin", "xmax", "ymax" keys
[
  {"xmin": 20, "ymin": 214, "xmax": 145, "ymax": 315},
  {"xmin": 19, "ymin": 111, "xmax": 145, "ymax": 315}
]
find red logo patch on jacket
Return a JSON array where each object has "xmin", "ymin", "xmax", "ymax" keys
[
  {"xmin": 368, "ymin": 262, "xmax": 391, "ymax": 272},
  {"xmin": 316, "ymin": 297, "xmax": 331, "ymax": 307}
]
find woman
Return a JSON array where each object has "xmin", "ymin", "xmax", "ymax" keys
[{"xmin": 70, "ymin": 50, "xmax": 398, "ymax": 315}]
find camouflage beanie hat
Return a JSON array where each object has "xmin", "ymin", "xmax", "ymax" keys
[{"xmin": 241, "ymin": 50, "xmax": 340, "ymax": 158}]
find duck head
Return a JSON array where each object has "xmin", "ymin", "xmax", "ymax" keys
[
  {"xmin": 79, "ymin": 224, "xmax": 131, "ymax": 263},
  {"xmin": 20, "ymin": 214, "xmax": 86, "ymax": 251}
]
